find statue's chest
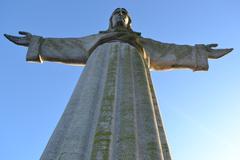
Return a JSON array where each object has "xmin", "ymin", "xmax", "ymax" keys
[{"xmin": 92, "ymin": 41, "xmax": 139, "ymax": 58}]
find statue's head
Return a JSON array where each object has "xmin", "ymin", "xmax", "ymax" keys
[
  {"xmin": 108, "ymin": 8, "xmax": 132, "ymax": 32},
  {"xmin": 100, "ymin": 8, "xmax": 140, "ymax": 35}
]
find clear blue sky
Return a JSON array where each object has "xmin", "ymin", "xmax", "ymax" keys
[{"xmin": 1, "ymin": 0, "xmax": 239, "ymax": 159}]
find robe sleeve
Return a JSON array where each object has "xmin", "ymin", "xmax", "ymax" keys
[
  {"xmin": 140, "ymin": 37, "xmax": 209, "ymax": 71},
  {"xmin": 26, "ymin": 34, "xmax": 103, "ymax": 66}
]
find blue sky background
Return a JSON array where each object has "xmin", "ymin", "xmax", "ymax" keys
[{"xmin": 1, "ymin": 0, "xmax": 239, "ymax": 159}]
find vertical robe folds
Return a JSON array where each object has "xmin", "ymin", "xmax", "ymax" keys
[{"xmin": 26, "ymin": 33, "xmax": 209, "ymax": 160}]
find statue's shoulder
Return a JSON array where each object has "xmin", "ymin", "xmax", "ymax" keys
[
  {"xmin": 79, "ymin": 33, "xmax": 105, "ymax": 40},
  {"xmin": 139, "ymin": 36, "xmax": 163, "ymax": 47},
  {"xmin": 139, "ymin": 36, "xmax": 176, "ymax": 47},
  {"xmin": 139, "ymin": 36, "xmax": 162, "ymax": 43}
]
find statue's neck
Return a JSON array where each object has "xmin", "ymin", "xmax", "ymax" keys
[
  {"xmin": 110, "ymin": 26, "xmax": 131, "ymax": 32},
  {"xmin": 99, "ymin": 27, "xmax": 141, "ymax": 36}
]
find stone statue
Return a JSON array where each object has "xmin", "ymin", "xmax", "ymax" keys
[{"xmin": 5, "ymin": 8, "xmax": 233, "ymax": 160}]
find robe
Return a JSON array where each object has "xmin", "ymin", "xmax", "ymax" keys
[{"xmin": 26, "ymin": 32, "xmax": 209, "ymax": 160}]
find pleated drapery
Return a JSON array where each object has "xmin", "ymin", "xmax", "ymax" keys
[{"xmin": 40, "ymin": 42, "xmax": 171, "ymax": 160}]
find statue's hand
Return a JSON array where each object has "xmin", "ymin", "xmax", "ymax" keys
[
  {"xmin": 206, "ymin": 43, "xmax": 233, "ymax": 59},
  {"xmin": 4, "ymin": 31, "xmax": 32, "ymax": 47}
]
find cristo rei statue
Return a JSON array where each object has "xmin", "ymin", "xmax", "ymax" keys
[{"xmin": 5, "ymin": 8, "xmax": 233, "ymax": 160}]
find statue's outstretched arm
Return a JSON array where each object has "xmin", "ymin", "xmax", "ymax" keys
[
  {"xmin": 140, "ymin": 37, "xmax": 233, "ymax": 71},
  {"xmin": 4, "ymin": 31, "xmax": 104, "ymax": 66},
  {"xmin": 4, "ymin": 31, "xmax": 32, "ymax": 47},
  {"xmin": 205, "ymin": 43, "xmax": 233, "ymax": 59}
]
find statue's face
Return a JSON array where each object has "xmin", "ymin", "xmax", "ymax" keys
[{"xmin": 111, "ymin": 8, "xmax": 130, "ymax": 28}]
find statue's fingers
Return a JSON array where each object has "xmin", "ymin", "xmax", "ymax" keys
[
  {"xmin": 4, "ymin": 34, "xmax": 29, "ymax": 46},
  {"xmin": 4, "ymin": 34, "xmax": 11, "ymax": 40},
  {"xmin": 208, "ymin": 48, "xmax": 233, "ymax": 59},
  {"xmin": 4, "ymin": 34, "xmax": 13, "ymax": 40},
  {"xmin": 221, "ymin": 48, "xmax": 233, "ymax": 54},
  {"xmin": 19, "ymin": 31, "xmax": 31, "ymax": 36},
  {"xmin": 207, "ymin": 43, "xmax": 218, "ymax": 48},
  {"xmin": 4, "ymin": 34, "xmax": 20, "ymax": 43}
]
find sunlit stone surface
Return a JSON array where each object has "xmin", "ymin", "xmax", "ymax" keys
[{"xmin": 28, "ymin": 34, "xmax": 209, "ymax": 160}]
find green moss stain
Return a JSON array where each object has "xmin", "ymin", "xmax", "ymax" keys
[
  {"xmin": 90, "ymin": 42, "xmax": 162, "ymax": 159},
  {"xmin": 91, "ymin": 44, "xmax": 118, "ymax": 160},
  {"xmin": 132, "ymin": 47, "xmax": 162, "ymax": 159},
  {"xmin": 117, "ymin": 45, "xmax": 136, "ymax": 159}
]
